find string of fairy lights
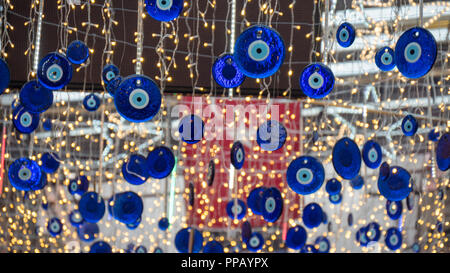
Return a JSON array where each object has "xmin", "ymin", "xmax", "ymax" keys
[{"xmin": 0, "ymin": 0, "xmax": 447, "ymax": 253}]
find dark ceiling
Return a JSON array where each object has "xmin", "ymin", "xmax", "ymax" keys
[{"xmin": 7, "ymin": 0, "xmax": 315, "ymax": 97}]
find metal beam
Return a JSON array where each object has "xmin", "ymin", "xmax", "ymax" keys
[{"xmin": 331, "ymin": 3, "xmax": 450, "ymax": 29}]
